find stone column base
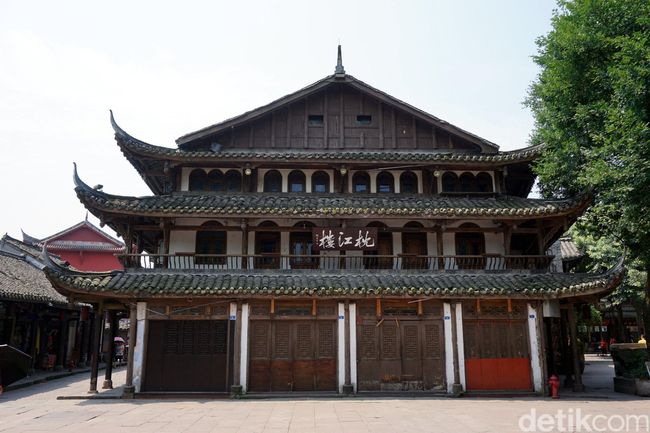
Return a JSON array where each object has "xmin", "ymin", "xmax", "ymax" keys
[
  {"xmin": 122, "ymin": 385, "xmax": 135, "ymax": 399},
  {"xmin": 449, "ymin": 383, "xmax": 463, "ymax": 397},
  {"xmin": 231, "ymin": 385, "xmax": 243, "ymax": 397}
]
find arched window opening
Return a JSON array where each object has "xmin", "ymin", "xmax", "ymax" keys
[
  {"xmin": 288, "ymin": 170, "xmax": 306, "ymax": 193},
  {"xmin": 364, "ymin": 222, "xmax": 393, "ymax": 269},
  {"xmin": 206, "ymin": 170, "xmax": 225, "ymax": 192},
  {"xmin": 189, "ymin": 169, "xmax": 207, "ymax": 191},
  {"xmin": 476, "ymin": 172, "xmax": 493, "ymax": 193},
  {"xmin": 377, "ymin": 171, "xmax": 395, "ymax": 193},
  {"xmin": 225, "ymin": 170, "xmax": 242, "ymax": 193},
  {"xmin": 455, "ymin": 223, "xmax": 486, "ymax": 270},
  {"xmin": 263, "ymin": 170, "xmax": 282, "ymax": 192},
  {"xmin": 441, "ymin": 172, "xmax": 459, "ymax": 193},
  {"xmin": 312, "ymin": 171, "xmax": 330, "ymax": 193},
  {"xmin": 459, "ymin": 173, "xmax": 476, "ymax": 193},
  {"xmin": 255, "ymin": 221, "xmax": 280, "ymax": 269},
  {"xmin": 195, "ymin": 221, "xmax": 227, "ymax": 265},
  {"xmin": 290, "ymin": 221, "xmax": 317, "ymax": 268},
  {"xmin": 402, "ymin": 221, "xmax": 427, "ymax": 269},
  {"xmin": 353, "ymin": 172, "xmax": 371, "ymax": 193},
  {"xmin": 400, "ymin": 171, "xmax": 418, "ymax": 194}
]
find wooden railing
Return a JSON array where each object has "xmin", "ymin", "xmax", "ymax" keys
[{"xmin": 117, "ymin": 254, "xmax": 554, "ymax": 272}]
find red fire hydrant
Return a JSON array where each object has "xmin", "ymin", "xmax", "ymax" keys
[{"xmin": 549, "ymin": 374, "xmax": 560, "ymax": 399}]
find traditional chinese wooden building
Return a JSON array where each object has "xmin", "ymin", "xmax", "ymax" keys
[
  {"xmin": 43, "ymin": 47, "xmax": 623, "ymax": 397},
  {"xmin": 23, "ymin": 219, "xmax": 125, "ymax": 272}
]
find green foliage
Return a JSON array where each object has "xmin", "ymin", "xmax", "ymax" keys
[
  {"xmin": 526, "ymin": 0, "xmax": 650, "ymax": 265},
  {"xmin": 569, "ymin": 224, "xmax": 646, "ymax": 308}
]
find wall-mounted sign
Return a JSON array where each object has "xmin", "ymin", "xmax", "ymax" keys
[{"xmin": 312, "ymin": 227, "xmax": 379, "ymax": 251}]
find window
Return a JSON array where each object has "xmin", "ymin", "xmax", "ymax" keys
[
  {"xmin": 263, "ymin": 170, "xmax": 282, "ymax": 192},
  {"xmin": 206, "ymin": 170, "xmax": 225, "ymax": 192},
  {"xmin": 441, "ymin": 172, "xmax": 458, "ymax": 192},
  {"xmin": 455, "ymin": 223, "xmax": 486, "ymax": 270},
  {"xmin": 224, "ymin": 170, "xmax": 242, "ymax": 192},
  {"xmin": 364, "ymin": 222, "xmax": 392, "ymax": 269},
  {"xmin": 308, "ymin": 115, "xmax": 324, "ymax": 126},
  {"xmin": 353, "ymin": 172, "xmax": 370, "ymax": 193},
  {"xmin": 377, "ymin": 171, "xmax": 395, "ymax": 193},
  {"xmin": 476, "ymin": 172, "xmax": 493, "ymax": 193},
  {"xmin": 255, "ymin": 221, "xmax": 280, "ymax": 269},
  {"xmin": 288, "ymin": 170, "xmax": 306, "ymax": 193},
  {"xmin": 400, "ymin": 171, "xmax": 418, "ymax": 194},
  {"xmin": 312, "ymin": 171, "xmax": 330, "ymax": 193},
  {"xmin": 290, "ymin": 221, "xmax": 317, "ymax": 269},
  {"xmin": 195, "ymin": 221, "xmax": 227, "ymax": 265},
  {"xmin": 188, "ymin": 169, "xmax": 207, "ymax": 191},
  {"xmin": 356, "ymin": 115, "xmax": 372, "ymax": 125},
  {"xmin": 459, "ymin": 173, "xmax": 475, "ymax": 193}
]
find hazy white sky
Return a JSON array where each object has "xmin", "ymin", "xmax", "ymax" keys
[{"xmin": 0, "ymin": 0, "xmax": 557, "ymax": 240}]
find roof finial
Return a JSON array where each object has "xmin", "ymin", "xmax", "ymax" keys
[{"xmin": 335, "ymin": 44, "xmax": 345, "ymax": 76}]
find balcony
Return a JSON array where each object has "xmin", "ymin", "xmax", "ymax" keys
[{"xmin": 117, "ymin": 254, "xmax": 555, "ymax": 273}]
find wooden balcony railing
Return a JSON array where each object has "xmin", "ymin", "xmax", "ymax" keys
[{"xmin": 117, "ymin": 254, "xmax": 555, "ymax": 272}]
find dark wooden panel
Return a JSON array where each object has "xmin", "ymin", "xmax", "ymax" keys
[
  {"xmin": 249, "ymin": 319, "xmax": 336, "ymax": 392},
  {"xmin": 357, "ymin": 315, "xmax": 444, "ymax": 392},
  {"xmin": 144, "ymin": 320, "xmax": 229, "ymax": 392}
]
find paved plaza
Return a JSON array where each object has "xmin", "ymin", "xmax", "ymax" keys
[{"xmin": 1, "ymin": 356, "xmax": 648, "ymax": 433}]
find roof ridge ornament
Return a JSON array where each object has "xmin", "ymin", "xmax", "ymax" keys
[{"xmin": 334, "ymin": 44, "xmax": 345, "ymax": 77}]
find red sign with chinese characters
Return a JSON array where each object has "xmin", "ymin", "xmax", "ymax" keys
[{"xmin": 312, "ymin": 227, "xmax": 379, "ymax": 251}]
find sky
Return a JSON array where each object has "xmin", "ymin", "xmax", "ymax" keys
[{"xmin": 0, "ymin": 0, "xmax": 558, "ymax": 241}]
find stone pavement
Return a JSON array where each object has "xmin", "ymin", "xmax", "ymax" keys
[{"xmin": 0, "ymin": 357, "xmax": 647, "ymax": 433}]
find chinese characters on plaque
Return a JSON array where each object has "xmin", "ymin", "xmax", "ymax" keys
[{"xmin": 312, "ymin": 227, "xmax": 379, "ymax": 251}]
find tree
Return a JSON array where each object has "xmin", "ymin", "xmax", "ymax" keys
[
  {"xmin": 526, "ymin": 0, "xmax": 650, "ymax": 353},
  {"xmin": 568, "ymin": 224, "xmax": 646, "ymax": 341}
]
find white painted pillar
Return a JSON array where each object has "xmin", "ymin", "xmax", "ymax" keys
[
  {"xmin": 132, "ymin": 302, "xmax": 147, "ymax": 392},
  {"xmin": 240, "ymin": 303, "xmax": 250, "ymax": 393},
  {"xmin": 337, "ymin": 302, "xmax": 346, "ymax": 393},
  {"xmin": 455, "ymin": 303, "xmax": 466, "ymax": 391},
  {"xmin": 369, "ymin": 172, "xmax": 377, "ymax": 193},
  {"xmin": 349, "ymin": 303, "xmax": 357, "ymax": 393},
  {"xmin": 281, "ymin": 172, "xmax": 288, "ymax": 193},
  {"xmin": 527, "ymin": 303, "xmax": 543, "ymax": 393},
  {"xmin": 443, "ymin": 302, "xmax": 454, "ymax": 393}
]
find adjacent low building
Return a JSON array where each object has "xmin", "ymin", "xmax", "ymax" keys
[
  {"xmin": 0, "ymin": 235, "xmax": 93, "ymax": 372},
  {"xmin": 43, "ymin": 48, "xmax": 623, "ymax": 396}
]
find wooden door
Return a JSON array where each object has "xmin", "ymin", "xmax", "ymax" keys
[
  {"xmin": 357, "ymin": 317, "xmax": 444, "ymax": 391},
  {"xmin": 463, "ymin": 301, "xmax": 532, "ymax": 391},
  {"xmin": 248, "ymin": 320, "xmax": 337, "ymax": 392},
  {"xmin": 402, "ymin": 232, "xmax": 427, "ymax": 269},
  {"xmin": 144, "ymin": 320, "xmax": 230, "ymax": 392}
]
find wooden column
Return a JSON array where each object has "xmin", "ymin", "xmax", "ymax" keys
[
  {"xmin": 241, "ymin": 220, "xmax": 248, "ymax": 270},
  {"xmin": 123, "ymin": 304, "xmax": 137, "ymax": 398},
  {"xmin": 231, "ymin": 302, "xmax": 243, "ymax": 395},
  {"xmin": 162, "ymin": 221, "xmax": 171, "ymax": 268},
  {"xmin": 102, "ymin": 310, "xmax": 116, "ymax": 389},
  {"xmin": 28, "ymin": 308, "xmax": 39, "ymax": 375},
  {"xmin": 55, "ymin": 311, "xmax": 68, "ymax": 371},
  {"xmin": 450, "ymin": 302, "xmax": 462, "ymax": 395},
  {"xmin": 567, "ymin": 303, "xmax": 584, "ymax": 392},
  {"xmin": 343, "ymin": 300, "xmax": 353, "ymax": 394},
  {"xmin": 88, "ymin": 303, "xmax": 104, "ymax": 394}
]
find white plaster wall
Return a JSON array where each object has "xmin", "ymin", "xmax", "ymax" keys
[
  {"xmin": 527, "ymin": 303, "xmax": 543, "ymax": 393},
  {"xmin": 240, "ymin": 303, "xmax": 250, "ymax": 393},
  {"xmin": 337, "ymin": 303, "xmax": 346, "ymax": 393},
  {"xmin": 455, "ymin": 303, "xmax": 466, "ymax": 391},
  {"xmin": 443, "ymin": 303, "xmax": 454, "ymax": 393},
  {"xmin": 133, "ymin": 302, "xmax": 147, "ymax": 393},
  {"xmin": 349, "ymin": 303, "xmax": 357, "ymax": 393}
]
